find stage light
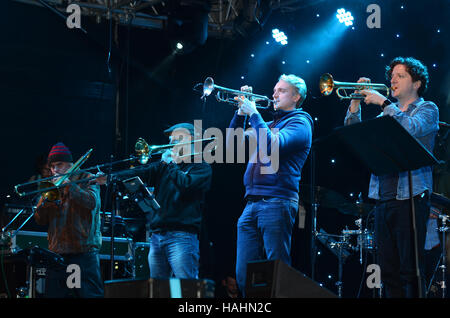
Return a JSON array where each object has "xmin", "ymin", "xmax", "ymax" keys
[
  {"xmin": 316, "ymin": 14, "xmax": 320, "ymax": 17},
  {"xmin": 281, "ymin": 61, "xmax": 285, "ymax": 64},
  {"xmin": 306, "ymin": 59, "xmax": 310, "ymax": 64},
  {"xmin": 331, "ymin": 159, "xmax": 335, "ymax": 164},
  {"xmin": 176, "ymin": 42, "xmax": 183, "ymax": 50},
  {"xmin": 396, "ymin": 33, "xmax": 400, "ymax": 38},
  {"xmin": 272, "ymin": 29, "xmax": 288, "ymax": 45},
  {"xmin": 433, "ymin": 64, "xmax": 437, "ymax": 68},
  {"xmin": 380, "ymin": 53, "xmax": 384, "ymax": 57},
  {"xmin": 250, "ymin": 53, "xmax": 255, "ymax": 58},
  {"xmin": 241, "ymin": 76, "xmax": 245, "ymax": 79},
  {"xmin": 336, "ymin": 8, "xmax": 353, "ymax": 26}
]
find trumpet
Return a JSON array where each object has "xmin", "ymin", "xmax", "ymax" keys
[
  {"xmin": 15, "ymin": 149, "xmax": 93, "ymax": 200},
  {"xmin": 319, "ymin": 73, "xmax": 390, "ymax": 100},
  {"xmin": 135, "ymin": 137, "xmax": 216, "ymax": 164},
  {"xmin": 202, "ymin": 77, "xmax": 273, "ymax": 109}
]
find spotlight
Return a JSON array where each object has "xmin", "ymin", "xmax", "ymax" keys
[
  {"xmin": 272, "ymin": 29, "xmax": 288, "ymax": 45},
  {"xmin": 176, "ymin": 42, "xmax": 184, "ymax": 50},
  {"xmin": 336, "ymin": 8, "xmax": 354, "ymax": 26}
]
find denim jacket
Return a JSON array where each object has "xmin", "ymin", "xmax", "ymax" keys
[{"xmin": 344, "ymin": 97, "xmax": 439, "ymax": 200}]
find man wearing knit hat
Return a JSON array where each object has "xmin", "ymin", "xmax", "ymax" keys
[{"xmin": 35, "ymin": 142, "xmax": 103, "ymax": 298}]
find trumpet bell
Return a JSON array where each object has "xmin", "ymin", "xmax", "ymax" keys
[
  {"xmin": 203, "ymin": 77, "xmax": 214, "ymax": 97},
  {"xmin": 319, "ymin": 73, "xmax": 334, "ymax": 96}
]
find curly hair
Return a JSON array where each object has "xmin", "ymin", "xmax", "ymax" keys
[{"xmin": 385, "ymin": 57, "xmax": 429, "ymax": 96}]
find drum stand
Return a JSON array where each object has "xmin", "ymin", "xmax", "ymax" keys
[
  {"xmin": 330, "ymin": 237, "xmax": 351, "ymax": 298},
  {"xmin": 427, "ymin": 213, "xmax": 449, "ymax": 298},
  {"xmin": 316, "ymin": 230, "xmax": 352, "ymax": 298}
]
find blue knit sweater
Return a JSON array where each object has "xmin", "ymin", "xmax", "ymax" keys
[{"xmin": 229, "ymin": 109, "xmax": 313, "ymax": 201}]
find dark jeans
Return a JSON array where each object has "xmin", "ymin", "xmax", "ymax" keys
[
  {"xmin": 374, "ymin": 193, "xmax": 430, "ymax": 298},
  {"xmin": 236, "ymin": 197, "xmax": 298, "ymax": 296},
  {"xmin": 45, "ymin": 251, "xmax": 104, "ymax": 298}
]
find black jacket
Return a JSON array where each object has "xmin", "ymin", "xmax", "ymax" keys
[{"xmin": 117, "ymin": 160, "xmax": 212, "ymax": 234}]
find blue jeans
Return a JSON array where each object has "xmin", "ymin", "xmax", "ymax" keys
[
  {"xmin": 148, "ymin": 231, "xmax": 199, "ymax": 279},
  {"xmin": 236, "ymin": 197, "xmax": 298, "ymax": 295}
]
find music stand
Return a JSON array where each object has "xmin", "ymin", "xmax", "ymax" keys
[
  {"xmin": 313, "ymin": 116, "xmax": 441, "ymax": 298},
  {"xmin": 121, "ymin": 177, "xmax": 160, "ymax": 214}
]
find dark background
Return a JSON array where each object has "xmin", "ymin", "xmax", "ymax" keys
[{"xmin": 1, "ymin": 0, "xmax": 449, "ymax": 298}]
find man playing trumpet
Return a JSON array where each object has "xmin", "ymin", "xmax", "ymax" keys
[
  {"xmin": 228, "ymin": 74, "xmax": 313, "ymax": 296},
  {"xmin": 344, "ymin": 57, "xmax": 439, "ymax": 297}
]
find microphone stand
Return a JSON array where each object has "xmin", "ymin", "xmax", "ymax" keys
[{"xmin": 310, "ymin": 146, "xmax": 318, "ymax": 280}]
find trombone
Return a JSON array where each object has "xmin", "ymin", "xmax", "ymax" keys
[
  {"xmin": 14, "ymin": 149, "xmax": 93, "ymax": 200},
  {"xmin": 202, "ymin": 77, "xmax": 273, "ymax": 109},
  {"xmin": 319, "ymin": 73, "xmax": 390, "ymax": 100},
  {"xmin": 135, "ymin": 136, "xmax": 216, "ymax": 164}
]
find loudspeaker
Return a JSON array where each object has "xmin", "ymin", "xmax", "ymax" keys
[
  {"xmin": 245, "ymin": 260, "xmax": 336, "ymax": 298},
  {"xmin": 104, "ymin": 278, "xmax": 215, "ymax": 298}
]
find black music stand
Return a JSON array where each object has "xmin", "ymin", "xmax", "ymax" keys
[{"xmin": 313, "ymin": 116, "xmax": 440, "ymax": 298}]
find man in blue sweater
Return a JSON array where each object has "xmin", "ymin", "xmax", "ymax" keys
[{"xmin": 228, "ymin": 74, "xmax": 313, "ymax": 295}]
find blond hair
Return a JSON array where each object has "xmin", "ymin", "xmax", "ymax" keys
[{"xmin": 279, "ymin": 74, "xmax": 307, "ymax": 107}]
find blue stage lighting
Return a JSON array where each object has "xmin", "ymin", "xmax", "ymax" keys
[
  {"xmin": 336, "ymin": 8, "xmax": 353, "ymax": 26},
  {"xmin": 272, "ymin": 29, "xmax": 288, "ymax": 45}
]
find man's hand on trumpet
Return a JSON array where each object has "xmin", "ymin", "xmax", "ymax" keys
[
  {"xmin": 359, "ymin": 89, "xmax": 388, "ymax": 107},
  {"xmin": 349, "ymin": 77, "xmax": 371, "ymax": 113},
  {"xmin": 234, "ymin": 85, "xmax": 258, "ymax": 117}
]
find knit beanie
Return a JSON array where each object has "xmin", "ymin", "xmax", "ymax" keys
[{"xmin": 47, "ymin": 142, "xmax": 73, "ymax": 164}]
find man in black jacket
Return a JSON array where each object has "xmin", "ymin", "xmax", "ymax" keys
[{"xmin": 97, "ymin": 123, "xmax": 212, "ymax": 279}]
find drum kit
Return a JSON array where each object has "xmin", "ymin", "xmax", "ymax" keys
[
  {"xmin": 301, "ymin": 185, "xmax": 450, "ymax": 298},
  {"xmin": 300, "ymin": 185, "xmax": 377, "ymax": 298}
]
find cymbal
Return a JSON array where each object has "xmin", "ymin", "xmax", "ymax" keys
[{"xmin": 300, "ymin": 185, "xmax": 374, "ymax": 216}]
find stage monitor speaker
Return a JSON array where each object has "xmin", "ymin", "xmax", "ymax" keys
[
  {"xmin": 104, "ymin": 278, "xmax": 215, "ymax": 298},
  {"xmin": 245, "ymin": 260, "xmax": 336, "ymax": 298}
]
